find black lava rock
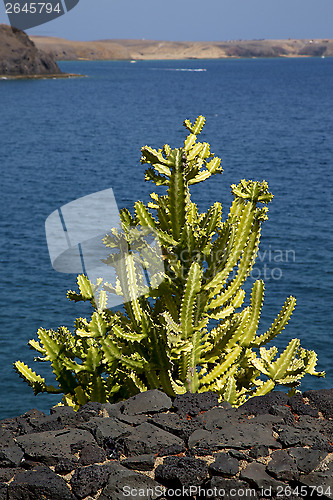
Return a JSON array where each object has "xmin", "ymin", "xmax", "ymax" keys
[
  {"xmin": 173, "ymin": 391, "xmax": 219, "ymax": 416},
  {"xmin": 288, "ymin": 447, "xmax": 328, "ymax": 473},
  {"xmin": 7, "ymin": 465, "xmax": 74, "ymax": 499},
  {"xmin": 121, "ymin": 453, "xmax": 156, "ymax": 471},
  {"xmin": 303, "ymin": 388, "xmax": 333, "ymax": 419},
  {"xmin": 155, "ymin": 456, "xmax": 208, "ymax": 488},
  {"xmin": 208, "ymin": 452, "xmax": 240, "ymax": 477},
  {"xmin": 78, "ymin": 442, "xmax": 107, "ymax": 465},
  {"xmin": 121, "ymin": 390, "xmax": 172, "ymax": 415},
  {"xmin": 238, "ymin": 392, "xmax": 289, "ymax": 415},
  {"xmin": 122, "ymin": 422, "xmax": 185, "ymax": 456},
  {"xmin": 266, "ymin": 449, "xmax": 299, "ymax": 481},
  {"xmin": 70, "ymin": 464, "xmax": 109, "ymax": 499}
]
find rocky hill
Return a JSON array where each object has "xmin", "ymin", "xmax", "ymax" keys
[
  {"xmin": 30, "ymin": 36, "xmax": 333, "ymax": 61},
  {"xmin": 0, "ymin": 24, "xmax": 62, "ymax": 77}
]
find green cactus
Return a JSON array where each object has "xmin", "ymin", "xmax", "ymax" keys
[{"xmin": 14, "ymin": 116, "xmax": 324, "ymax": 408}]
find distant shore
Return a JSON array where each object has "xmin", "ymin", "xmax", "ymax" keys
[{"xmin": 30, "ymin": 36, "xmax": 333, "ymax": 61}]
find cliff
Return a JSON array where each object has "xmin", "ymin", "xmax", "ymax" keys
[{"xmin": 0, "ymin": 24, "xmax": 62, "ymax": 77}]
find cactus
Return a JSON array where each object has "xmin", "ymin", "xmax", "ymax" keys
[{"xmin": 14, "ymin": 116, "xmax": 324, "ymax": 408}]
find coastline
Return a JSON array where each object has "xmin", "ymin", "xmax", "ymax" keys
[
  {"xmin": 0, "ymin": 73, "xmax": 85, "ymax": 80},
  {"xmin": 30, "ymin": 36, "xmax": 333, "ymax": 61}
]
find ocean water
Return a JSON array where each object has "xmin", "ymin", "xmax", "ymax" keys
[{"xmin": 0, "ymin": 58, "xmax": 332, "ymax": 419}]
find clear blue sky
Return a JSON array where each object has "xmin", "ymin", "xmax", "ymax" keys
[{"xmin": 1, "ymin": 0, "xmax": 333, "ymax": 41}]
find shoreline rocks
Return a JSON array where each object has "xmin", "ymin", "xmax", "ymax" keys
[{"xmin": 0, "ymin": 389, "xmax": 332, "ymax": 499}]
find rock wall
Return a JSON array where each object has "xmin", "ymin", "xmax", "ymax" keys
[
  {"xmin": 0, "ymin": 389, "xmax": 332, "ymax": 499},
  {"xmin": 0, "ymin": 24, "xmax": 61, "ymax": 76}
]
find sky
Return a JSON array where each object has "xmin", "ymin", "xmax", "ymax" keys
[{"xmin": 0, "ymin": 0, "xmax": 333, "ymax": 41}]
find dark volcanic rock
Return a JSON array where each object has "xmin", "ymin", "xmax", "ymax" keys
[
  {"xmin": 189, "ymin": 422, "xmax": 280, "ymax": 450},
  {"xmin": 121, "ymin": 453, "xmax": 156, "ymax": 471},
  {"xmin": 0, "ymin": 24, "xmax": 61, "ymax": 76},
  {"xmin": 99, "ymin": 461, "xmax": 160, "ymax": 500},
  {"xmin": 208, "ymin": 452, "xmax": 240, "ymax": 477},
  {"xmin": 122, "ymin": 422, "xmax": 185, "ymax": 456},
  {"xmin": 288, "ymin": 393, "xmax": 319, "ymax": 417},
  {"xmin": 288, "ymin": 447, "xmax": 328, "ymax": 473},
  {"xmin": 206, "ymin": 476, "xmax": 258, "ymax": 499},
  {"xmin": 7, "ymin": 465, "xmax": 74, "ymax": 499},
  {"xmin": 240, "ymin": 462, "xmax": 286, "ymax": 493},
  {"xmin": 121, "ymin": 389, "xmax": 172, "ymax": 415},
  {"xmin": 1, "ymin": 387, "xmax": 332, "ymax": 499},
  {"xmin": 70, "ymin": 464, "xmax": 109, "ymax": 499},
  {"xmin": 173, "ymin": 391, "xmax": 219, "ymax": 416},
  {"xmin": 266, "ymin": 450, "xmax": 299, "ymax": 481},
  {"xmin": 15, "ymin": 428, "xmax": 96, "ymax": 465},
  {"xmin": 239, "ymin": 391, "xmax": 289, "ymax": 415},
  {"xmin": 0, "ymin": 445, "xmax": 23, "ymax": 467},
  {"xmin": 303, "ymin": 388, "xmax": 333, "ymax": 419},
  {"xmin": 80, "ymin": 416, "xmax": 132, "ymax": 447},
  {"xmin": 155, "ymin": 456, "xmax": 208, "ymax": 488},
  {"xmin": 78, "ymin": 442, "xmax": 107, "ymax": 465},
  {"xmin": 276, "ymin": 423, "xmax": 333, "ymax": 451},
  {"xmin": 149, "ymin": 412, "xmax": 200, "ymax": 443},
  {"xmin": 249, "ymin": 445, "xmax": 270, "ymax": 459}
]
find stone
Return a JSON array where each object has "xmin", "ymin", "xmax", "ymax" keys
[
  {"xmin": 0, "ymin": 429, "xmax": 17, "ymax": 447},
  {"xmin": 199, "ymin": 407, "xmax": 243, "ymax": 431},
  {"xmin": 70, "ymin": 464, "xmax": 109, "ymax": 499},
  {"xmin": 288, "ymin": 447, "xmax": 328, "ymax": 473},
  {"xmin": 0, "ymin": 467, "xmax": 18, "ymax": 482},
  {"xmin": 121, "ymin": 454, "xmax": 156, "ymax": 471},
  {"xmin": 100, "ymin": 401, "xmax": 123, "ymax": 418},
  {"xmin": 155, "ymin": 456, "xmax": 208, "ymax": 488},
  {"xmin": 240, "ymin": 462, "xmax": 286, "ymax": 493},
  {"xmin": 208, "ymin": 452, "xmax": 240, "ymax": 477},
  {"xmin": 121, "ymin": 390, "xmax": 172, "ymax": 415},
  {"xmin": 206, "ymin": 476, "xmax": 258, "ymax": 499},
  {"xmin": 80, "ymin": 417, "xmax": 132, "ymax": 447},
  {"xmin": 0, "ymin": 445, "xmax": 23, "ymax": 467},
  {"xmin": 157, "ymin": 444, "xmax": 186, "ymax": 457},
  {"xmin": 172, "ymin": 391, "xmax": 219, "ymax": 416},
  {"xmin": 269, "ymin": 404, "xmax": 295, "ymax": 424},
  {"xmin": 122, "ymin": 422, "xmax": 185, "ymax": 456},
  {"xmin": 34, "ymin": 406, "xmax": 78, "ymax": 432},
  {"xmin": 249, "ymin": 445, "xmax": 270, "ymax": 459},
  {"xmin": 148, "ymin": 412, "xmax": 199, "ymax": 443},
  {"xmin": 76, "ymin": 401, "xmax": 105, "ymax": 421},
  {"xmin": 189, "ymin": 423, "xmax": 280, "ymax": 450},
  {"xmin": 276, "ymin": 424, "xmax": 333, "ymax": 451},
  {"xmin": 238, "ymin": 392, "xmax": 289, "ymax": 415},
  {"xmin": 288, "ymin": 393, "xmax": 319, "ymax": 417},
  {"xmin": 188, "ymin": 429, "xmax": 212, "ymax": 449},
  {"xmin": 299, "ymin": 467, "xmax": 333, "ymax": 499},
  {"xmin": 99, "ymin": 461, "xmax": 160, "ymax": 500},
  {"xmin": 7, "ymin": 465, "xmax": 74, "ymax": 499},
  {"xmin": 303, "ymin": 388, "xmax": 333, "ymax": 419},
  {"xmin": 54, "ymin": 457, "xmax": 78, "ymax": 475},
  {"xmin": 266, "ymin": 450, "xmax": 299, "ymax": 481},
  {"xmin": 78, "ymin": 443, "xmax": 107, "ymax": 465},
  {"xmin": 15, "ymin": 428, "xmax": 96, "ymax": 465},
  {"xmin": 229, "ymin": 449, "xmax": 251, "ymax": 461},
  {"xmin": 116, "ymin": 414, "xmax": 149, "ymax": 426},
  {"xmin": 0, "ymin": 485, "xmax": 7, "ymax": 500}
]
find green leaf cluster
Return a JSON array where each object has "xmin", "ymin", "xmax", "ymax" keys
[{"xmin": 14, "ymin": 116, "xmax": 324, "ymax": 408}]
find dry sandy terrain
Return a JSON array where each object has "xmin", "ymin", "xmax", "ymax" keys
[{"xmin": 30, "ymin": 36, "xmax": 333, "ymax": 61}]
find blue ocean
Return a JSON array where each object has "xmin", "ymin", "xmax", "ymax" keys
[{"xmin": 0, "ymin": 58, "xmax": 332, "ymax": 419}]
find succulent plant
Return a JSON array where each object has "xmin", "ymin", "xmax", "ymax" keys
[{"xmin": 14, "ymin": 116, "xmax": 324, "ymax": 408}]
